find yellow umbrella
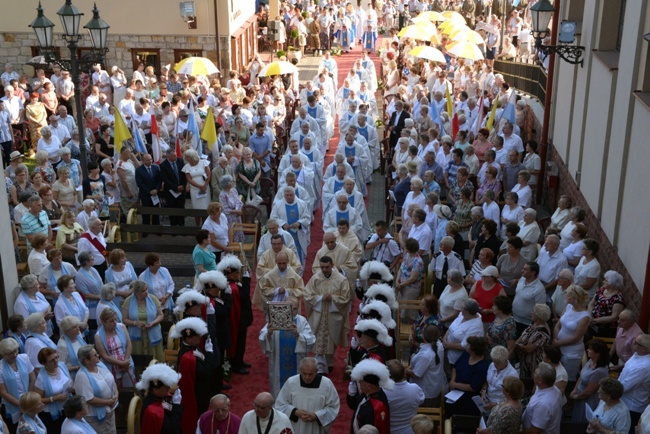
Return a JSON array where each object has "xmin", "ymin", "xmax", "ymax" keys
[
  {"xmin": 408, "ymin": 46, "xmax": 446, "ymax": 63},
  {"xmin": 174, "ymin": 56, "xmax": 220, "ymax": 76},
  {"xmin": 447, "ymin": 40, "xmax": 484, "ymax": 60},
  {"xmin": 258, "ymin": 61, "xmax": 298, "ymax": 77},
  {"xmin": 398, "ymin": 24, "xmax": 438, "ymax": 41},
  {"xmin": 449, "ymin": 28, "xmax": 485, "ymax": 45},
  {"xmin": 414, "ymin": 11, "xmax": 445, "ymax": 23},
  {"xmin": 442, "ymin": 10, "xmax": 466, "ymax": 23},
  {"xmin": 438, "ymin": 20, "xmax": 465, "ymax": 35}
]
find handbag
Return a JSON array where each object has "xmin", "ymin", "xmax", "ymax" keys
[{"xmin": 246, "ymin": 187, "xmax": 263, "ymax": 207}]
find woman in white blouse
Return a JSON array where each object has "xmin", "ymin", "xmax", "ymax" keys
[
  {"xmin": 56, "ymin": 316, "xmax": 87, "ymax": 379},
  {"xmin": 14, "ymin": 275, "xmax": 54, "ymax": 338},
  {"xmin": 442, "ymin": 299, "xmax": 485, "ymax": 365},
  {"xmin": 549, "ymin": 195, "xmax": 572, "ymax": 231},
  {"xmin": 24, "ymin": 313, "xmax": 57, "ymax": 370},
  {"xmin": 574, "ymin": 238, "xmax": 602, "ymax": 299},
  {"xmin": 33, "ymin": 347, "xmax": 73, "ymax": 433},
  {"xmin": 138, "ymin": 253, "xmax": 174, "ymax": 312},
  {"xmin": 0, "ymin": 338, "xmax": 35, "ymax": 433}
]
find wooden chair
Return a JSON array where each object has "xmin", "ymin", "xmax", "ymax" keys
[
  {"xmin": 163, "ymin": 349, "xmax": 179, "ymax": 369},
  {"xmin": 396, "ymin": 300, "xmax": 421, "ymax": 354},
  {"xmin": 418, "ymin": 395, "xmax": 445, "ymax": 434},
  {"xmin": 241, "ymin": 205, "xmax": 263, "ymax": 225},
  {"xmin": 167, "ymin": 324, "xmax": 179, "ymax": 351},
  {"xmin": 229, "ymin": 222, "xmax": 260, "ymax": 268},
  {"xmin": 127, "ymin": 394, "xmax": 142, "ymax": 434},
  {"xmin": 16, "ymin": 238, "xmax": 29, "ymax": 277},
  {"xmin": 258, "ymin": 177, "xmax": 276, "ymax": 217}
]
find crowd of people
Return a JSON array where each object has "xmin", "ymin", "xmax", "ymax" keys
[{"xmin": 0, "ymin": 0, "xmax": 648, "ymax": 434}]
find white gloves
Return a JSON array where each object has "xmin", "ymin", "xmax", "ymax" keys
[
  {"xmin": 205, "ymin": 337, "xmax": 214, "ymax": 353},
  {"xmin": 348, "ymin": 380, "xmax": 358, "ymax": 396},
  {"xmin": 172, "ymin": 388, "xmax": 182, "ymax": 404},
  {"xmin": 206, "ymin": 303, "xmax": 215, "ymax": 315}
]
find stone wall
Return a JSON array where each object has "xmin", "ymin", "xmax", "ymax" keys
[{"xmin": 0, "ymin": 32, "xmax": 218, "ymax": 76}]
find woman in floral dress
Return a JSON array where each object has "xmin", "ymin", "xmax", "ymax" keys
[
  {"xmin": 396, "ymin": 238, "xmax": 424, "ymax": 322},
  {"xmin": 218, "ymin": 175, "xmax": 244, "ymax": 243}
]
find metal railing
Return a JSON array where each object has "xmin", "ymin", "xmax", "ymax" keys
[{"xmin": 494, "ymin": 60, "xmax": 548, "ymax": 104}]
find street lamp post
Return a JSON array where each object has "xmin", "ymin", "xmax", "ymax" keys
[
  {"xmin": 530, "ymin": 0, "xmax": 585, "ymax": 66},
  {"xmin": 29, "ymin": 0, "xmax": 109, "ymax": 177}
]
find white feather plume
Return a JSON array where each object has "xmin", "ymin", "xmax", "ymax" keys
[
  {"xmin": 360, "ymin": 301, "xmax": 396, "ymax": 329},
  {"xmin": 350, "ymin": 359, "xmax": 394, "ymax": 390},
  {"xmin": 194, "ymin": 270, "xmax": 228, "ymax": 291},
  {"xmin": 364, "ymin": 283, "xmax": 398, "ymax": 310},
  {"xmin": 354, "ymin": 318, "xmax": 393, "ymax": 346},
  {"xmin": 359, "ymin": 260, "xmax": 394, "ymax": 282},
  {"xmin": 173, "ymin": 290, "xmax": 209, "ymax": 315},
  {"xmin": 170, "ymin": 317, "xmax": 208, "ymax": 339},
  {"xmin": 216, "ymin": 254, "xmax": 243, "ymax": 272},
  {"xmin": 136, "ymin": 363, "xmax": 181, "ymax": 391}
]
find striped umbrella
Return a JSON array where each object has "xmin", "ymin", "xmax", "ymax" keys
[
  {"xmin": 408, "ymin": 46, "xmax": 446, "ymax": 63},
  {"xmin": 447, "ymin": 40, "xmax": 485, "ymax": 60}
]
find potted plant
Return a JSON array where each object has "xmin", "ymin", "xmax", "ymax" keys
[{"xmin": 286, "ymin": 45, "xmax": 302, "ymax": 61}]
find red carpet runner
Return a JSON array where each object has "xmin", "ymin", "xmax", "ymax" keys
[{"xmin": 228, "ymin": 41, "xmax": 383, "ymax": 432}]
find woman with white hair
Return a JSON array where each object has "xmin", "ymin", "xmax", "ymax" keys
[
  {"xmin": 442, "ymin": 299, "xmax": 485, "ymax": 365},
  {"xmin": 518, "ymin": 208, "xmax": 541, "ymax": 261},
  {"xmin": 210, "ymin": 155, "xmax": 235, "ymax": 200},
  {"xmin": 52, "ymin": 165, "xmax": 78, "ymax": 212},
  {"xmin": 483, "ymin": 346, "xmax": 518, "ymax": 411},
  {"xmin": 74, "ymin": 344, "xmax": 118, "ymax": 434},
  {"xmin": 95, "ymin": 283, "xmax": 122, "ymax": 323},
  {"xmin": 0, "ymin": 338, "xmax": 35, "ymax": 433},
  {"xmin": 100, "ymin": 159, "xmax": 120, "ymax": 206},
  {"xmin": 57, "ymin": 316, "xmax": 87, "ymax": 378},
  {"xmin": 14, "ymin": 275, "xmax": 55, "ymax": 337},
  {"xmin": 37, "ymin": 126, "xmax": 62, "ymax": 165},
  {"xmin": 588, "ymin": 270, "xmax": 625, "ymax": 337},
  {"xmin": 219, "ymin": 175, "xmax": 244, "ymax": 242},
  {"xmin": 401, "ymin": 177, "xmax": 426, "ymax": 222},
  {"xmin": 392, "ymin": 138, "xmax": 410, "ymax": 177},
  {"xmin": 110, "ymin": 66, "xmax": 127, "ymax": 106},
  {"xmin": 182, "ymin": 149, "xmax": 211, "ymax": 215},
  {"xmin": 24, "ymin": 312, "xmax": 57, "ymax": 369}
]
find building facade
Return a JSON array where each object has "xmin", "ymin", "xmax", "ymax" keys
[
  {"xmin": 0, "ymin": 0, "xmax": 258, "ymax": 78},
  {"xmin": 545, "ymin": 0, "xmax": 650, "ymax": 325}
]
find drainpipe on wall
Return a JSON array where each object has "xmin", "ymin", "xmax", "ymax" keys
[{"xmin": 213, "ymin": 0, "xmax": 222, "ymax": 84}]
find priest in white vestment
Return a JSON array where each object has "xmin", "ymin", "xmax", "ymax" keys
[
  {"xmin": 355, "ymin": 114, "xmax": 380, "ymax": 171},
  {"xmin": 300, "ymin": 137, "xmax": 324, "ymax": 190},
  {"xmin": 304, "ymin": 256, "xmax": 351, "ymax": 374},
  {"xmin": 279, "ymin": 156, "xmax": 318, "ymax": 207},
  {"xmin": 257, "ymin": 219, "xmax": 298, "ymax": 261},
  {"xmin": 290, "ymin": 121, "xmax": 321, "ymax": 151},
  {"xmin": 256, "ymin": 235, "xmax": 302, "ymax": 279},
  {"xmin": 274, "ymin": 172, "xmax": 312, "ymax": 214},
  {"xmin": 312, "ymin": 231, "xmax": 359, "ymax": 288},
  {"xmin": 278, "ymin": 139, "xmax": 312, "ymax": 174},
  {"xmin": 305, "ymin": 95, "xmax": 329, "ymax": 154},
  {"xmin": 270, "ymin": 187, "xmax": 312, "ymax": 265},
  {"xmin": 239, "ymin": 392, "xmax": 294, "ymax": 434},
  {"xmin": 323, "ymin": 193, "xmax": 363, "ymax": 241},
  {"xmin": 254, "ymin": 253, "xmax": 305, "ymax": 313},
  {"xmin": 275, "ymin": 357, "xmax": 340, "ymax": 434},
  {"xmin": 322, "ymin": 165, "xmax": 351, "ymax": 211},
  {"xmin": 336, "ymin": 132, "xmax": 371, "ymax": 195},
  {"xmin": 259, "ymin": 297, "xmax": 315, "ymax": 397},
  {"xmin": 323, "ymin": 154, "xmax": 355, "ymax": 182},
  {"xmin": 290, "ymin": 108, "xmax": 320, "ymax": 137},
  {"xmin": 333, "ymin": 220, "xmax": 364, "ymax": 265}
]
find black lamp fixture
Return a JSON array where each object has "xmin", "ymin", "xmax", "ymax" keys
[
  {"xmin": 530, "ymin": 0, "xmax": 585, "ymax": 66},
  {"xmin": 29, "ymin": 0, "xmax": 110, "ymax": 176}
]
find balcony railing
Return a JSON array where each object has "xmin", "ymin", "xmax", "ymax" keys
[{"xmin": 494, "ymin": 60, "xmax": 547, "ymax": 104}]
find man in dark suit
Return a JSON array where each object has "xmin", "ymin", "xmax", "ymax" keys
[
  {"xmin": 159, "ymin": 147, "xmax": 187, "ymax": 226},
  {"xmin": 388, "ymin": 100, "xmax": 410, "ymax": 148},
  {"xmin": 135, "ymin": 153, "xmax": 162, "ymax": 226}
]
